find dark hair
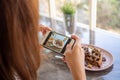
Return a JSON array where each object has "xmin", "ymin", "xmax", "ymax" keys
[{"xmin": 0, "ymin": 0, "xmax": 40, "ymax": 80}]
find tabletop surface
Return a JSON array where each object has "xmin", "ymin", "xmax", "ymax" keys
[{"xmin": 38, "ymin": 16, "xmax": 120, "ymax": 80}]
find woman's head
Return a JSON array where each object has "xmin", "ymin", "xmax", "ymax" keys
[{"xmin": 0, "ymin": 0, "xmax": 40, "ymax": 80}]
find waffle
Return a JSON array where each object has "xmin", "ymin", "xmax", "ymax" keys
[{"xmin": 82, "ymin": 46, "xmax": 103, "ymax": 68}]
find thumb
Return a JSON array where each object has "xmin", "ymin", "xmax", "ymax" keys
[
  {"xmin": 66, "ymin": 44, "xmax": 72, "ymax": 50},
  {"xmin": 64, "ymin": 44, "xmax": 72, "ymax": 55}
]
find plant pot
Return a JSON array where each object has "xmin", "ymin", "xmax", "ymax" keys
[{"xmin": 64, "ymin": 14, "xmax": 76, "ymax": 34}]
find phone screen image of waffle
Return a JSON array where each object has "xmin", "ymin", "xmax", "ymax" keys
[
  {"xmin": 82, "ymin": 46, "xmax": 106, "ymax": 68},
  {"xmin": 44, "ymin": 32, "xmax": 69, "ymax": 53},
  {"xmin": 54, "ymin": 39, "xmax": 63, "ymax": 48}
]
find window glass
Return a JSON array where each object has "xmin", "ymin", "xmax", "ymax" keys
[
  {"xmin": 97, "ymin": 0, "xmax": 120, "ymax": 34},
  {"xmin": 55, "ymin": 0, "xmax": 65, "ymax": 20},
  {"xmin": 55, "ymin": 0, "xmax": 90, "ymax": 24},
  {"xmin": 77, "ymin": 0, "xmax": 89, "ymax": 24},
  {"xmin": 39, "ymin": 0, "xmax": 49, "ymax": 16}
]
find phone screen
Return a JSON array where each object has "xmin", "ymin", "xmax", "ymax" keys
[{"xmin": 43, "ymin": 31, "xmax": 71, "ymax": 53}]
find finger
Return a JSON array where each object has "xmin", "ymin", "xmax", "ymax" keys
[
  {"xmin": 45, "ymin": 27, "xmax": 52, "ymax": 31},
  {"xmin": 62, "ymin": 56, "xmax": 66, "ymax": 63},
  {"xmin": 63, "ymin": 44, "xmax": 72, "ymax": 55},
  {"xmin": 71, "ymin": 35, "xmax": 81, "ymax": 48},
  {"xmin": 71, "ymin": 34, "xmax": 79, "ymax": 40},
  {"xmin": 74, "ymin": 39, "xmax": 81, "ymax": 46},
  {"xmin": 42, "ymin": 28, "xmax": 51, "ymax": 35},
  {"xmin": 42, "ymin": 27, "xmax": 52, "ymax": 35},
  {"xmin": 38, "ymin": 24, "xmax": 51, "ymax": 32},
  {"xmin": 72, "ymin": 34, "xmax": 80, "ymax": 43},
  {"xmin": 66, "ymin": 44, "xmax": 72, "ymax": 50},
  {"xmin": 38, "ymin": 24, "xmax": 44, "ymax": 31},
  {"xmin": 42, "ymin": 31, "xmax": 46, "ymax": 35}
]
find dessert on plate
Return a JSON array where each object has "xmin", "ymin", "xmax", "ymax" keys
[{"xmin": 82, "ymin": 46, "xmax": 106, "ymax": 68}]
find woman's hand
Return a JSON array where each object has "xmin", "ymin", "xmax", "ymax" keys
[
  {"xmin": 63, "ymin": 35, "xmax": 86, "ymax": 80},
  {"xmin": 38, "ymin": 24, "xmax": 52, "ymax": 35},
  {"xmin": 64, "ymin": 35, "xmax": 84, "ymax": 67},
  {"xmin": 38, "ymin": 24, "xmax": 52, "ymax": 49}
]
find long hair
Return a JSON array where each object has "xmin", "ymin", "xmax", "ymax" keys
[{"xmin": 0, "ymin": 0, "xmax": 40, "ymax": 80}]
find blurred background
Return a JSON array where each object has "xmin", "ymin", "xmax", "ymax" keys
[
  {"xmin": 39, "ymin": 0, "xmax": 120, "ymax": 46},
  {"xmin": 39, "ymin": 0, "xmax": 120, "ymax": 34}
]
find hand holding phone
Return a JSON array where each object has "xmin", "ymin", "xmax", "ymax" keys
[
  {"xmin": 38, "ymin": 24, "xmax": 52, "ymax": 35},
  {"xmin": 63, "ymin": 35, "xmax": 86, "ymax": 80},
  {"xmin": 40, "ymin": 31, "xmax": 75, "ymax": 54}
]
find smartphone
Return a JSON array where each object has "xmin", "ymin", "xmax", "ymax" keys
[{"xmin": 41, "ymin": 31, "xmax": 75, "ymax": 54}]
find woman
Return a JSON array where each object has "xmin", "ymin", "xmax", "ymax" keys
[{"xmin": 0, "ymin": 0, "xmax": 86, "ymax": 80}]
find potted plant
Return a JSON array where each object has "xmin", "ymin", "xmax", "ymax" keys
[{"xmin": 61, "ymin": 2, "xmax": 76, "ymax": 34}]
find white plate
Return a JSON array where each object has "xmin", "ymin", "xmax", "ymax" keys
[{"xmin": 82, "ymin": 44, "xmax": 113, "ymax": 71}]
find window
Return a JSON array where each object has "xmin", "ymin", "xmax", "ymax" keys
[
  {"xmin": 39, "ymin": 0, "xmax": 120, "ymax": 36},
  {"xmin": 77, "ymin": 0, "xmax": 89, "ymax": 24},
  {"xmin": 39, "ymin": 0, "xmax": 90, "ymax": 25},
  {"xmin": 54, "ymin": 0, "xmax": 90, "ymax": 24},
  {"xmin": 97, "ymin": 0, "xmax": 120, "ymax": 34},
  {"xmin": 39, "ymin": 0, "xmax": 49, "ymax": 16},
  {"xmin": 55, "ymin": 0, "xmax": 64, "ymax": 20}
]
